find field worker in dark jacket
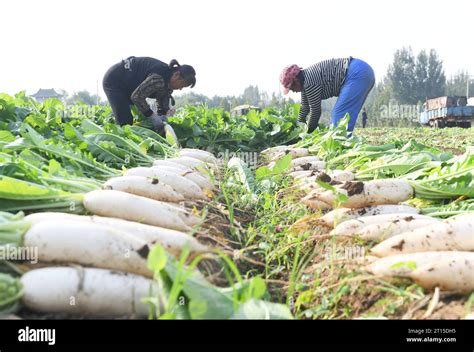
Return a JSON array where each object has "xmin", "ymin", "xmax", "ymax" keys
[
  {"xmin": 279, "ymin": 57, "xmax": 375, "ymax": 135},
  {"xmin": 103, "ymin": 56, "xmax": 196, "ymax": 135}
]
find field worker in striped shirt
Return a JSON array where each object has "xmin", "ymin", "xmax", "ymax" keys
[
  {"xmin": 279, "ymin": 58, "xmax": 375, "ymax": 135},
  {"xmin": 103, "ymin": 56, "xmax": 196, "ymax": 136}
]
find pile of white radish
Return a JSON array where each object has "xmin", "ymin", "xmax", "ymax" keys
[
  {"xmin": 318, "ymin": 201, "xmax": 474, "ymax": 293},
  {"xmin": 11, "ymin": 148, "xmax": 218, "ymax": 317}
]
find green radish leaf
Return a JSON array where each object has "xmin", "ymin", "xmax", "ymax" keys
[
  {"xmin": 0, "ymin": 131, "xmax": 15, "ymax": 143},
  {"xmin": 0, "ymin": 176, "xmax": 70, "ymax": 200},
  {"xmin": 147, "ymin": 244, "xmax": 167, "ymax": 273},
  {"xmin": 48, "ymin": 159, "xmax": 61, "ymax": 175},
  {"xmin": 247, "ymin": 276, "xmax": 266, "ymax": 300}
]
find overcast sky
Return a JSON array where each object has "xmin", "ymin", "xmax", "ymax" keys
[{"xmin": 1, "ymin": 0, "xmax": 473, "ymax": 100}]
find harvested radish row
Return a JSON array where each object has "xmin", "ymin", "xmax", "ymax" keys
[
  {"xmin": 124, "ymin": 167, "xmax": 207, "ymax": 200},
  {"xmin": 103, "ymin": 176, "xmax": 185, "ymax": 202},
  {"xmin": 83, "ymin": 190, "xmax": 200, "ymax": 231},
  {"xmin": 330, "ymin": 213, "xmax": 435, "ymax": 237},
  {"xmin": 24, "ymin": 212, "xmax": 208, "ymax": 255},
  {"xmin": 317, "ymin": 204, "xmax": 421, "ymax": 228},
  {"xmin": 370, "ymin": 216, "xmax": 474, "ymax": 257},
  {"xmin": 356, "ymin": 218, "xmax": 440, "ymax": 241},
  {"xmin": 24, "ymin": 220, "xmax": 151, "ymax": 277},
  {"xmin": 365, "ymin": 251, "xmax": 474, "ymax": 278},
  {"xmin": 315, "ymin": 179, "xmax": 414, "ymax": 208},
  {"xmin": 21, "ymin": 267, "xmax": 156, "ymax": 318},
  {"xmin": 409, "ymin": 257, "xmax": 474, "ymax": 293}
]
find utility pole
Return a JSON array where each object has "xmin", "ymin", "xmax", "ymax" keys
[{"xmin": 467, "ymin": 75, "xmax": 473, "ymax": 98}]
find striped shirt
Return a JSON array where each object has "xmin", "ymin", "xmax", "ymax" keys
[{"xmin": 299, "ymin": 57, "xmax": 351, "ymax": 132}]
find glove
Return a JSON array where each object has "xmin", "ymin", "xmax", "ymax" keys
[{"xmin": 149, "ymin": 113, "xmax": 165, "ymax": 136}]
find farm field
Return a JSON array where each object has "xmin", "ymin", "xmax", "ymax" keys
[
  {"xmin": 357, "ymin": 128, "xmax": 474, "ymax": 155},
  {"xmin": 1, "ymin": 93, "xmax": 474, "ymax": 320}
]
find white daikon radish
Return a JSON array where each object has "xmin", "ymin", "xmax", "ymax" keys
[
  {"xmin": 179, "ymin": 149, "xmax": 218, "ymax": 163},
  {"xmin": 302, "ymin": 191, "xmax": 331, "ymax": 211},
  {"xmin": 166, "ymin": 156, "xmax": 216, "ymax": 171},
  {"xmin": 83, "ymin": 190, "xmax": 199, "ymax": 231},
  {"xmin": 24, "ymin": 212, "xmax": 208, "ymax": 255},
  {"xmin": 317, "ymin": 205, "xmax": 420, "ymax": 228},
  {"xmin": 409, "ymin": 256, "xmax": 474, "ymax": 293},
  {"xmin": 371, "ymin": 217, "xmax": 474, "ymax": 257},
  {"xmin": 103, "ymin": 176, "xmax": 185, "ymax": 202},
  {"xmin": 366, "ymin": 251, "xmax": 474, "ymax": 278},
  {"xmin": 24, "ymin": 220, "xmax": 151, "ymax": 277},
  {"xmin": 330, "ymin": 213, "xmax": 435, "ymax": 237},
  {"xmin": 21, "ymin": 267, "xmax": 156, "ymax": 318},
  {"xmin": 330, "ymin": 170, "xmax": 355, "ymax": 183},
  {"xmin": 357, "ymin": 218, "xmax": 440, "ymax": 241},
  {"xmin": 124, "ymin": 167, "xmax": 207, "ymax": 200},
  {"xmin": 150, "ymin": 166, "xmax": 214, "ymax": 191},
  {"xmin": 290, "ymin": 170, "xmax": 314, "ymax": 179},
  {"xmin": 316, "ymin": 179, "xmax": 413, "ymax": 208},
  {"xmin": 291, "ymin": 156, "xmax": 321, "ymax": 167},
  {"xmin": 152, "ymin": 159, "xmax": 192, "ymax": 171},
  {"xmin": 261, "ymin": 145, "xmax": 291, "ymax": 155},
  {"xmin": 269, "ymin": 148, "xmax": 309, "ymax": 161}
]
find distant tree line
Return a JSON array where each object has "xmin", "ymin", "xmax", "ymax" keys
[
  {"xmin": 359, "ymin": 47, "xmax": 473, "ymax": 127},
  {"xmin": 173, "ymin": 85, "xmax": 297, "ymax": 110}
]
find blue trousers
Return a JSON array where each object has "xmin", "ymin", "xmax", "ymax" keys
[{"xmin": 331, "ymin": 58, "xmax": 375, "ymax": 133}]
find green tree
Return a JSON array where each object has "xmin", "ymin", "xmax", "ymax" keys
[
  {"xmin": 241, "ymin": 85, "xmax": 261, "ymax": 106},
  {"xmin": 425, "ymin": 49, "xmax": 446, "ymax": 98},
  {"xmin": 446, "ymin": 71, "xmax": 474, "ymax": 97},
  {"xmin": 387, "ymin": 47, "xmax": 417, "ymax": 104},
  {"xmin": 414, "ymin": 50, "xmax": 429, "ymax": 101},
  {"xmin": 67, "ymin": 90, "xmax": 103, "ymax": 105}
]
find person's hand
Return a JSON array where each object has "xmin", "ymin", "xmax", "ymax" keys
[
  {"xmin": 166, "ymin": 108, "xmax": 176, "ymax": 117},
  {"xmin": 149, "ymin": 113, "xmax": 165, "ymax": 135}
]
